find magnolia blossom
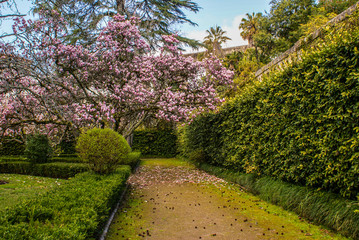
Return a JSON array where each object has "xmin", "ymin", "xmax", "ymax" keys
[{"xmin": 0, "ymin": 13, "xmax": 233, "ymax": 142}]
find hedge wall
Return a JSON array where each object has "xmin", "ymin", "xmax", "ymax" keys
[
  {"xmin": 0, "ymin": 166, "xmax": 131, "ymax": 240},
  {"xmin": 180, "ymin": 16, "xmax": 359, "ymax": 199},
  {"xmin": 132, "ymin": 129, "xmax": 177, "ymax": 157}
]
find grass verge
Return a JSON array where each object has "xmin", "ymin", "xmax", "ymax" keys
[
  {"xmin": 199, "ymin": 163, "xmax": 359, "ymax": 240},
  {"xmin": 0, "ymin": 174, "xmax": 66, "ymax": 210}
]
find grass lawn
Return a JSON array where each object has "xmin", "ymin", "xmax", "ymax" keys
[
  {"xmin": 140, "ymin": 158, "xmax": 194, "ymax": 168},
  {"xmin": 0, "ymin": 174, "xmax": 67, "ymax": 210}
]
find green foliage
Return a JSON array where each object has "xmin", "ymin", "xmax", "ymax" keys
[
  {"xmin": 0, "ymin": 137, "xmax": 25, "ymax": 156},
  {"xmin": 58, "ymin": 139, "xmax": 76, "ymax": 154},
  {"xmin": 51, "ymin": 156, "xmax": 83, "ymax": 163},
  {"xmin": 239, "ymin": 0, "xmax": 357, "ymax": 64},
  {"xmin": 200, "ymin": 163, "xmax": 359, "ymax": 239},
  {"xmin": 0, "ymin": 156, "xmax": 27, "ymax": 163},
  {"xmin": 76, "ymin": 128, "xmax": 131, "ymax": 174},
  {"xmin": 223, "ymin": 49, "xmax": 264, "ymax": 96},
  {"xmin": 318, "ymin": 0, "xmax": 358, "ymax": 14},
  {"xmin": 269, "ymin": 0, "xmax": 315, "ymax": 45},
  {"xmin": 181, "ymin": 22, "xmax": 359, "ymax": 199},
  {"xmin": 24, "ymin": 135, "xmax": 52, "ymax": 163},
  {"xmin": 188, "ymin": 149, "xmax": 206, "ymax": 166},
  {"xmin": 122, "ymin": 151, "xmax": 141, "ymax": 170},
  {"xmin": 0, "ymin": 166, "xmax": 131, "ymax": 240},
  {"xmin": 0, "ymin": 162, "xmax": 88, "ymax": 179},
  {"xmin": 132, "ymin": 129, "xmax": 177, "ymax": 157}
]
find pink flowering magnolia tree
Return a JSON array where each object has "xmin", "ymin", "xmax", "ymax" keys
[{"xmin": 0, "ymin": 12, "xmax": 233, "ymax": 143}]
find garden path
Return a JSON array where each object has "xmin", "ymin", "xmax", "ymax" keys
[{"xmin": 106, "ymin": 158, "xmax": 346, "ymax": 240}]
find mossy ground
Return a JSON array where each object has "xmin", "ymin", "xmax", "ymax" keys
[
  {"xmin": 106, "ymin": 158, "xmax": 348, "ymax": 240},
  {"xmin": 0, "ymin": 174, "xmax": 66, "ymax": 210}
]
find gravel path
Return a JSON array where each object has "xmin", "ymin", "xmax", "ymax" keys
[{"xmin": 106, "ymin": 159, "xmax": 346, "ymax": 240}]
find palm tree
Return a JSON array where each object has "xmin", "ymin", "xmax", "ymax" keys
[
  {"xmin": 203, "ymin": 26, "xmax": 231, "ymax": 57},
  {"xmin": 239, "ymin": 12, "xmax": 262, "ymax": 47}
]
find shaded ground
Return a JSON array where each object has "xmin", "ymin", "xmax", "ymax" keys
[{"xmin": 106, "ymin": 158, "xmax": 347, "ymax": 240}]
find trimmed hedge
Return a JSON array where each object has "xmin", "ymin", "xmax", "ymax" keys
[
  {"xmin": 122, "ymin": 151, "xmax": 141, "ymax": 170},
  {"xmin": 0, "ymin": 166, "xmax": 131, "ymax": 240},
  {"xmin": 0, "ymin": 156, "xmax": 27, "ymax": 163},
  {"xmin": 0, "ymin": 151, "xmax": 140, "ymax": 177},
  {"xmin": 0, "ymin": 138, "xmax": 24, "ymax": 156},
  {"xmin": 132, "ymin": 129, "xmax": 177, "ymax": 157},
  {"xmin": 199, "ymin": 163, "xmax": 359, "ymax": 240},
  {"xmin": 51, "ymin": 156, "xmax": 83, "ymax": 163},
  {"xmin": 0, "ymin": 162, "xmax": 88, "ymax": 179},
  {"xmin": 180, "ymin": 15, "xmax": 359, "ymax": 199}
]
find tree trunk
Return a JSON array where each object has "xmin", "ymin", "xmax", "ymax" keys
[{"xmin": 116, "ymin": 0, "xmax": 126, "ymax": 14}]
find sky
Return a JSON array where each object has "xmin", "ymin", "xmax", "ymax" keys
[
  {"xmin": 180, "ymin": 0, "xmax": 272, "ymax": 52},
  {"xmin": 1, "ymin": 0, "xmax": 272, "ymax": 52}
]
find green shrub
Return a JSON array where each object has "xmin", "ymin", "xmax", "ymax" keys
[
  {"xmin": 132, "ymin": 129, "xmax": 177, "ymax": 157},
  {"xmin": 76, "ymin": 128, "xmax": 131, "ymax": 174},
  {"xmin": 0, "ymin": 161, "xmax": 88, "ymax": 179},
  {"xmin": 0, "ymin": 166, "xmax": 131, "ymax": 240},
  {"xmin": 180, "ymin": 14, "xmax": 359, "ymax": 199},
  {"xmin": 188, "ymin": 149, "xmax": 206, "ymax": 166},
  {"xmin": 24, "ymin": 135, "xmax": 52, "ymax": 163}
]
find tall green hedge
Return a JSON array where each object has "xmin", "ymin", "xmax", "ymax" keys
[
  {"xmin": 180, "ymin": 15, "xmax": 359, "ymax": 199},
  {"xmin": 132, "ymin": 129, "xmax": 177, "ymax": 157}
]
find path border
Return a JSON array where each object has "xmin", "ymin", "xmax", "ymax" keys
[{"xmin": 99, "ymin": 160, "xmax": 141, "ymax": 240}]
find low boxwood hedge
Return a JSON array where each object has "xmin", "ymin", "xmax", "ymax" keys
[
  {"xmin": 0, "ymin": 166, "xmax": 131, "ymax": 240},
  {"xmin": 0, "ymin": 162, "xmax": 88, "ymax": 179},
  {"xmin": 0, "ymin": 151, "xmax": 141, "ymax": 178},
  {"xmin": 122, "ymin": 151, "xmax": 141, "ymax": 170},
  {"xmin": 51, "ymin": 156, "xmax": 83, "ymax": 163}
]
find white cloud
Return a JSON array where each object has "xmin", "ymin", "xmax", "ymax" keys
[
  {"xmin": 184, "ymin": 14, "xmax": 248, "ymax": 53},
  {"xmin": 222, "ymin": 15, "xmax": 248, "ymax": 48}
]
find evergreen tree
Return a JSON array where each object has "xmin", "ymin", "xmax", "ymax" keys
[{"xmin": 33, "ymin": 0, "xmax": 201, "ymax": 48}]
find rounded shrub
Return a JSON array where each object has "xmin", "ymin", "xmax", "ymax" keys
[
  {"xmin": 24, "ymin": 134, "xmax": 53, "ymax": 163},
  {"xmin": 76, "ymin": 128, "xmax": 131, "ymax": 174}
]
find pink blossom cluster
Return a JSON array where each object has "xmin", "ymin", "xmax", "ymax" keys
[{"xmin": 0, "ymin": 12, "xmax": 233, "ymax": 140}]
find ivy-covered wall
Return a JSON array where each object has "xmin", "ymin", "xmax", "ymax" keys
[
  {"xmin": 132, "ymin": 129, "xmax": 177, "ymax": 157},
  {"xmin": 180, "ymin": 17, "xmax": 359, "ymax": 199}
]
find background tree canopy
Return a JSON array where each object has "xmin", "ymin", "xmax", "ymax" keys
[{"xmin": 33, "ymin": 0, "xmax": 201, "ymax": 48}]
